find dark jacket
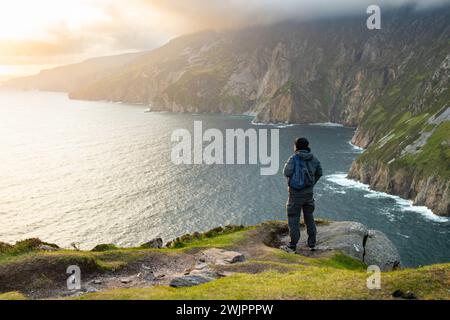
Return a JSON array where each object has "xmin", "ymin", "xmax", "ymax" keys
[{"xmin": 283, "ymin": 149, "xmax": 323, "ymax": 196}]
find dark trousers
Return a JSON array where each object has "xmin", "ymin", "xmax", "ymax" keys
[{"xmin": 286, "ymin": 193, "xmax": 316, "ymax": 248}]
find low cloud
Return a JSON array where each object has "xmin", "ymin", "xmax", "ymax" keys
[
  {"xmin": 142, "ymin": 0, "xmax": 450, "ymax": 31},
  {"xmin": 1, "ymin": 0, "xmax": 449, "ymax": 76}
]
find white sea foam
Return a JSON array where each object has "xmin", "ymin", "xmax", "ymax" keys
[
  {"xmin": 325, "ymin": 173, "xmax": 449, "ymax": 223},
  {"xmin": 364, "ymin": 191, "xmax": 397, "ymax": 200},
  {"xmin": 250, "ymin": 120, "xmax": 267, "ymax": 126},
  {"xmin": 397, "ymin": 232, "xmax": 410, "ymax": 239},
  {"xmin": 309, "ymin": 122, "xmax": 344, "ymax": 127},
  {"xmin": 347, "ymin": 140, "xmax": 364, "ymax": 153},
  {"xmin": 325, "ymin": 173, "xmax": 371, "ymax": 191},
  {"xmin": 323, "ymin": 184, "xmax": 346, "ymax": 194},
  {"xmin": 250, "ymin": 120, "xmax": 295, "ymax": 128},
  {"xmin": 274, "ymin": 124, "xmax": 296, "ymax": 128}
]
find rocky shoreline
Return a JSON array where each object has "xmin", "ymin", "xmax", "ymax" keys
[{"xmin": 348, "ymin": 159, "xmax": 450, "ymax": 216}]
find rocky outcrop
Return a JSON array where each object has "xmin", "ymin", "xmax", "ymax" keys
[
  {"xmin": 279, "ymin": 220, "xmax": 401, "ymax": 271},
  {"xmin": 169, "ymin": 274, "xmax": 215, "ymax": 288},
  {"xmin": 201, "ymin": 248, "xmax": 245, "ymax": 265},
  {"xmin": 140, "ymin": 238, "xmax": 163, "ymax": 249},
  {"xmin": 312, "ymin": 221, "xmax": 368, "ymax": 261},
  {"xmin": 364, "ymin": 230, "xmax": 401, "ymax": 271},
  {"xmin": 169, "ymin": 249, "xmax": 245, "ymax": 287}
]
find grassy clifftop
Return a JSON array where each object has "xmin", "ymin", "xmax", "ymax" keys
[{"xmin": 0, "ymin": 222, "xmax": 449, "ymax": 300}]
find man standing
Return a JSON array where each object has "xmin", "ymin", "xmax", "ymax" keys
[{"xmin": 281, "ymin": 137, "xmax": 322, "ymax": 253}]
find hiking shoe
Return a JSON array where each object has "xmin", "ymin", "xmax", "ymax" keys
[
  {"xmin": 309, "ymin": 246, "xmax": 316, "ymax": 252},
  {"xmin": 280, "ymin": 244, "xmax": 297, "ymax": 253}
]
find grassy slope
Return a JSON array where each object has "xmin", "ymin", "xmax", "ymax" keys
[
  {"xmin": 1, "ymin": 223, "xmax": 449, "ymax": 300},
  {"xmin": 354, "ymin": 38, "xmax": 450, "ymax": 181},
  {"xmin": 0, "ymin": 291, "xmax": 27, "ymax": 300},
  {"xmin": 75, "ymin": 263, "xmax": 450, "ymax": 300},
  {"xmin": 0, "ymin": 226, "xmax": 251, "ymax": 267}
]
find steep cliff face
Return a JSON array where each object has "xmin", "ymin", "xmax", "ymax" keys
[
  {"xmin": 348, "ymin": 159, "xmax": 450, "ymax": 215},
  {"xmin": 6, "ymin": 7, "xmax": 450, "ymax": 215},
  {"xmin": 68, "ymin": 7, "xmax": 450, "ymax": 215},
  {"xmin": 68, "ymin": 20, "xmax": 379, "ymax": 124},
  {"xmin": 67, "ymin": 9, "xmax": 449, "ymax": 129},
  {"xmin": 348, "ymin": 47, "xmax": 450, "ymax": 216}
]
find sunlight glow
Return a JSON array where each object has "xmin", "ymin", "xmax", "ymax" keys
[{"xmin": 0, "ymin": 0, "xmax": 110, "ymax": 40}]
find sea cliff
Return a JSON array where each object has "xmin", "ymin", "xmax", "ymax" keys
[{"xmin": 4, "ymin": 7, "xmax": 450, "ymax": 215}]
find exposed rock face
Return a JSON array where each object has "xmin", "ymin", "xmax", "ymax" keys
[
  {"xmin": 68, "ymin": 7, "xmax": 449, "ymax": 216},
  {"xmin": 64, "ymin": 8, "xmax": 448, "ymax": 125},
  {"xmin": 313, "ymin": 221, "xmax": 368, "ymax": 261},
  {"xmin": 37, "ymin": 244, "xmax": 59, "ymax": 251},
  {"xmin": 348, "ymin": 160, "xmax": 450, "ymax": 216},
  {"xmin": 364, "ymin": 230, "xmax": 401, "ymax": 271},
  {"xmin": 5, "ymin": 6, "xmax": 449, "ymax": 215},
  {"xmin": 140, "ymin": 238, "xmax": 163, "ymax": 249},
  {"xmin": 169, "ymin": 274, "xmax": 214, "ymax": 288},
  {"xmin": 348, "ymin": 49, "xmax": 450, "ymax": 216},
  {"xmin": 170, "ymin": 248, "xmax": 246, "ymax": 287},
  {"xmin": 202, "ymin": 248, "xmax": 246, "ymax": 265},
  {"xmin": 284, "ymin": 221, "xmax": 401, "ymax": 271}
]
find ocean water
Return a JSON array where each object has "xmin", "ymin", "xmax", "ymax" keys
[{"xmin": 0, "ymin": 90, "xmax": 448, "ymax": 267}]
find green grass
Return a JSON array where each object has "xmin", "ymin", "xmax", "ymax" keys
[
  {"xmin": 0, "ymin": 238, "xmax": 59, "ymax": 263},
  {"xmin": 400, "ymin": 121, "xmax": 450, "ymax": 179},
  {"xmin": 1, "ymin": 223, "xmax": 449, "ymax": 300},
  {"xmin": 388, "ymin": 85, "xmax": 401, "ymax": 97},
  {"xmin": 414, "ymin": 73, "xmax": 429, "ymax": 81},
  {"xmin": 91, "ymin": 244, "xmax": 119, "ymax": 252},
  {"xmin": 0, "ymin": 225, "xmax": 252, "ymax": 265},
  {"xmin": 165, "ymin": 225, "xmax": 251, "ymax": 249},
  {"xmin": 74, "ymin": 261, "xmax": 450, "ymax": 300},
  {"xmin": 354, "ymin": 61, "xmax": 450, "ymax": 184},
  {"xmin": 0, "ymin": 291, "xmax": 27, "ymax": 300},
  {"xmin": 356, "ymin": 105, "xmax": 449, "ymax": 180},
  {"xmin": 313, "ymin": 252, "xmax": 367, "ymax": 270}
]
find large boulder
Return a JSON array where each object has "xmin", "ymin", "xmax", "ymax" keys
[
  {"xmin": 201, "ymin": 248, "xmax": 245, "ymax": 265},
  {"xmin": 283, "ymin": 221, "xmax": 401, "ymax": 270},
  {"xmin": 364, "ymin": 230, "xmax": 401, "ymax": 271},
  {"xmin": 312, "ymin": 221, "xmax": 368, "ymax": 261},
  {"xmin": 170, "ymin": 271, "xmax": 218, "ymax": 288}
]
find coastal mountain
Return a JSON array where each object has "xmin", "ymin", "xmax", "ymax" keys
[
  {"xmin": 4, "ymin": 6, "xmax": 450, "ymax": 215},
  {"xmin": 2, "ymin": 52, "xmax": 145, "ymax": 92}
]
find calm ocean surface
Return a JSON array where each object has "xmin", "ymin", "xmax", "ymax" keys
[{"xmin": 0, "ymin": 90, "xmax": 448, "ymax": 267}]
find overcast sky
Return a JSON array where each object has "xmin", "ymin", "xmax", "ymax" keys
[{"xmin": 0, "ymin": 0, "xmax": 448, "ymax": 79}]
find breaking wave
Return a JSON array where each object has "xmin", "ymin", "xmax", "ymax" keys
[
  {"xmin": 309, "ymin": 122, "xmax": 344, "ymax": 127},
  {"xmin": 348, "ymin": 140, "xmax": 364, "ymax": 153},
  {"xmin": 325, "ymin": 173, "xmax": 449, "ymax": 223}
]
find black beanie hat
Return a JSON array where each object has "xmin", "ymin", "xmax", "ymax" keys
[{"xmin": 295, "ymin": 137, "xmax": 309, "ymax": 151}]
